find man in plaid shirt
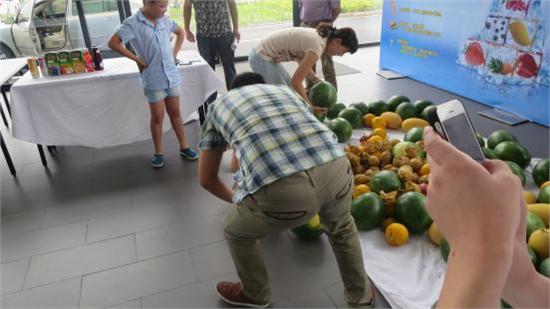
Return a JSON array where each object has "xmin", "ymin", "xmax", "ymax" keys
[{"xmin": 198, "ymin": 72, "xmax": 373, "ymax": 308}]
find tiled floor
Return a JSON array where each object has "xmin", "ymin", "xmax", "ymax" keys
[{"xmin": 2, "ymin": 46, "xmax": 548, "ymax": 308}]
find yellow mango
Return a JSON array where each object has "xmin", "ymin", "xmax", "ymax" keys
[
  {"xmin": 528, "ymin": 203, "xmax": 550, "ymax": 227},
  {"xmin": 509, "ymin": 21, "xmax": 531, "ymax": 46},
  {"xmin": 401, "ymin": 118, "xmax": 430, "ymax": 132},
  {"xmin": 380, "ymin": 112, "xmax": 403, "ymax": 129}
]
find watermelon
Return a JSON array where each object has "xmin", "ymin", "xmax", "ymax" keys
[
  {"xmin": 368, "ymin": 100, "xmax": 389, "ymax": 116},
  {"xmin": 532, "ymin": 159, "xmax": 549, "ymax": 187},
  {"xmin": 494, "ymin": 142, "xmax": 531, "ymax": 169},
  {"xmin": 349, "ymin": 102, "xmax": 369, "ymax": 115},
  {"xmin": 506, "ymin": 161, "xmax": 526, "ymax": 186},
  {"xmin": 487, "ymin": 130, "xmax": 517, "ymax": 149},
  {"xmin": 387, "ymin": 95, "xmax": 410, "ymax": 111},
  {"xmin": 292, "ymin": 214, "xmax": 324, "ymax": 239},
  {"xmin": 310, "ymin": 81, "xmax": 337, "ymax": 108},
  {"xmin": 369, "ymin": 170, "xmax": 401, "ymax": 194},
  {"xmin": 413, "ymin": 100, "xmax": 435, "ymax": 115},
  {"xmin": 404, "ymin": 127, "xmax": 424, "ymax": 143},
  {"xmin": 327, "ymin": 103, "xmax": 346, "ymax": 119},
  {"xmin": 328, "ymin": 118, "xmax": 353, "ymax": 143},
  {"xmin": 351, "ymin": 192, "xmax": 385, "ymax": 231},
  {"xmin": 396, "ymin": 192, "xmax": 431, "ymax": 234},
  {"xmin": 440, "ymin": 238, "xmax": 450, "ymax": 262},
  {"xmin": 338, "ymin": 108, "xmax": 363, "ymax": 129},
  {"xmin": 395, "ymin": 102, "xmax": 418, "ymax": 120}
]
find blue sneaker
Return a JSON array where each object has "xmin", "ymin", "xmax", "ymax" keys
[
  {"xmin": 180, "ymin": 148, "xmax": 199, "ymax": 161},
  {"xmin": 151, "ymin": 154, "xmax": 165, "ymax": 168}
]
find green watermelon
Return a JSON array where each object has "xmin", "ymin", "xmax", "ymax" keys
[
  {"xmin": 413, "ymin": 100, "xmax": 435, "ymax": 115},
  {"xmin": 482, "ymin": 147, "xmax": 496, "ymax": 159},
  {"xmin": 396, "ymin": 192, "xmax": 431, "ymax": 234},
  {"xmin": 314, "ymin": 111, "xmax": 326, "ymax": 123},
  {"xmin": 538, "ymin": 186, "xmax": 550, "ymax": 203},
  {"xmin": 505, "ymin": 161, "xmax": 526, "ymax": 186},
  {"xmin": 369, "ymin": 170, "xmax": 401, "ymax": 194},
  {"xmin": 328, "ymin": 118, "xmax": 353, "ymax": 143},
  {"xmin": 440, "ymin": 238, "xmax": 450, "ymax": 262},
  {"xmin": 338, "ymin": 108, "xmax": 363, "ymax": 129},
  {"xmin": 387, "ymin": 95, "xmax": 410, "ymax": 111},
  {"xmin": 487, "ymin": 130, "xmax": 518, "ymax": 149},
  {"xmin": 475, "ymin": 132, "xmax": 485, "ymax": 147},
  {"xmin": 539, "ymin": 258, "xmax": 550, "ymax": 278},
  {"xmin": 421, "ymin": 105, "xmax": 437, "ymax": 121},
  {"xmin": 532, "ymin": 159, "xmax": 549, "ymax": 187},
  {"xmin": 404, "ymin": 127, "xmax": 424, "ymax": 143},
  {"xmin": 368, "ymin": 100, "xmax": 389, "ymax": 116},
  {"xmin": 349, "ymin": 102, "xmax": 369, "ymax": 115},
  {"xmin": 327, "ymin": 103, "xmax": 346, "ymax": 119},
  {"xmin": 527, "ymin": 211, "xmax": 545, "ymax": 240},
  {"xmin": 494, "ymin": 142, "xmax": 531, "ymax": 169},
  {"xmin": 528, "ymin": 246, "xmax": 538, "ymax": 267},
  {"xmin": 351, "ymin": 192, "xmax": 385, "ymax": 231},
  {"xmin": 395, "ymin": 102, "xmax": 418, "ymax": 120},
  {"xmin": 310, "ymin": 81, "xmax": 337, "ymax": 108},
  {"xmin": 292, "ymin": 214, "xmax": 324, "ymax": 239}
]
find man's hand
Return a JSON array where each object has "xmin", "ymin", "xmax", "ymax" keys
[
  {"xmin": 186, "ymin": 30, "xmax": 196, "ymax": 42},
  {"xmin": 312, "ymin": 106, "xmax": 327, "ymax": 114},
  {"xmin": 135, "ymin": 57, "xmax": 147, "ymax": 73},
  {"xmin": 233, "ymin": 28, "xmax": 241, "ymax": 42}
]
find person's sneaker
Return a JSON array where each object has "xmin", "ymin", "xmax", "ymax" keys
[
  {"xmin": 151, "ymin": 154, "xmax": 165, "ymax": 168},
  {"xmin": 180, "ymin": 148, "xmax": 199, "ymax": 161},
  {"xmin": 215, "ymin": 282, "xmax": 270, "ymax": 308},
  {"xmin": 347, "ymin": 285, "xmax": 375, "ymax": 308}
]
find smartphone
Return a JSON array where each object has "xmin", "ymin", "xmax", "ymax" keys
[{"xmin": 431, "ymin": 99, "xmax": 485, "ymax": 162}]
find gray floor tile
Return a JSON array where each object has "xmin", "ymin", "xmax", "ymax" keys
[
  {"xmin": 135, "ymin": 214, "xmax": 224, "ymax": 260},
  {"xmin": 1, "ymin": 221, "xmax": 87, "ymax": 262},
  {"xmin": 1, "ymin": 208, "xmax": 45, "ymax": 236},
  {"xmin": 25, "ymin": 235, "xmax": 136, "ymax": 289},
  {"xmin": 86, "ymin": 201, "xmax": 181, "ymax": 243},
  {"xmin": 275, "ymin": 289, "xmax": 336, "ymax": 308},
  {"xmin": 1, "ymin": 277, "xmax": 81, "ymax": 308},
  {"xmin": 106, "ymin": 298, "xmax": 142, "ymax": 309},
  {"xmin": 1, "ymin": 258, "xmax": 30, "ymax": 294},
  {"xmin": 190, "ymin": 241, "xmax": 235, "ymax": 281},
  {"xmin": 41, "ymin": 190, "xmax": 132, "ymax": 228},
  {"xmin": 141, "ymin": 273, "xmax": 237, "ymax": 308},
  {"xmin": 80, "ymin": 250, "xmax": 197, "ymax": 308}
]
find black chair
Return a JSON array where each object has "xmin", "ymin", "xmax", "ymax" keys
[{"xmin": 1, "ymin": 131, "xmax": 16, "ymax": 176}]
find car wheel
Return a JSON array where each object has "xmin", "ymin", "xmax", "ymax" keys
[{"xmin": 0, "ymin": 44, "xmax": 16, "ymax": 60}]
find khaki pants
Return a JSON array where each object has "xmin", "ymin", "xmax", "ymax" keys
[
  {"xmin": 223, "ymin": 157, "xmax": 372, "ymax": 305},
  {"xmin": 301, "ymin": 20, "xmax": 338, "ymax": 91}
]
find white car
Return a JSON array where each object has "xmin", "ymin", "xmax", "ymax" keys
[{"xmin": 0, "ymin": 0, "xmax": 141, "ymax": 59}]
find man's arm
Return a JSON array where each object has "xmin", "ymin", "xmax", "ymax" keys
[
  {"xmin": 107, "ymin": 34, "xmax": 147, "ymax": 71},
  {"xmin": 227, "ymin": 0, "xmax": 240, "ymax": 42},
  {"xmin": 198, "ymin": 150, "xmax": 234, "ymax": 203},
  {"xmin": 330, "ymin": 0, "xmax": 341, "ymax": 22},
  {"xmin": 292, "ymin": 51, "xmax": 319, "ymax": 104},
  {"xmin": 183, "ymin": 0, "xmax": 195, "ymax": 42},
  {"xmin": 172, "ymin": 25, "xmax": 185, "ymax": 59}
]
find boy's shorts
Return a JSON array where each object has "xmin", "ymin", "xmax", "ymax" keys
[{"xmin": 144, "ymin": 85, "xmax": 181, "ymax": 104}]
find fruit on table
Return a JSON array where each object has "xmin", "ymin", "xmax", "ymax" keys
[
  {"xmin": 349, "ymin": 102, "xmax": 369, "ymax": 115},
  {"xmin": 509, "ymin": 21, "xmax": 531, "ymax": 46},
  {"xmin": 351, "ymin": 192, "xmax": 385, "ymax": 231},
  {"xmin": 528, "ymin": 228, "xmax": 549, "ymax": 260},
  {"xmin": 352, "ymin": 184, "xmax": 371, "ymax": 199},
  {"xmin": 396, "ymin": 191, "xmax": 431, "ymax": 234},
  {"xmin": 528, "ymin": 246, "xmax": 538, "ymax": 267},
  {"xmin": 404, "ymin": 127, "xmax": 424, "ymax": 143},
  {"xmin": 338, "ymin": 107, "xmax": 363, "ymax": 129},
  {"xmin": 428, "ymin": 222, "xmax": 443, "ymax": 246},
  {"xmin": 527, "ymin": 203, "xmax": 549, "ymax": 227},
  {"xmin": 380, "ymin": 112, "xmax": 403, "ymax": 129},
  {"xmin": 493, "ymin": 141, "xmax": 531, "ymax": 168},
  {"xmin": 482, "ymin": 147, "xmax": 496, "ymax": 159},
  {"xmin": 524, "ymin": 191, "xmax": 537, "ymax": 204},
  {"xmin": 488, "ymin": 57, "xmax": 514, "ymax": 75},
  {"xmin": 440, "ymin": 238, "xmax": 450, "ymax": 262},
  {"xmin": 464, "ymin": 42, "xmax": 485, "ymax": 66},
  {"xmin": 413, "ymin": 100, "xmax": 435, "ymax": 115},
  {"xmin": 328, "ymin": 117, "xmax": 353, "ymax": 143},
  {"xmin": 401, "ymin": 118, "xmax": 429, "ymax": 132},
  {"xmin": 527, "ymin": 211, "xmax": 545, "ymax": 240},
  {"xmin": 292, "ymin": 214, "xmax": 324, "ymax": 239},
  {"xmin": 327, "ymin": 103, "xmax": 346, "ymax": 119},
  {"xmin": 310, "ymin": 81, "xmax": 337, "ymax": 108},
  {"xmin": 392, "ymin": 141, "xmax": 423, "ymax": 159},
  {"xmin": 395, "ymin": 102, "xmax": 418, "ymax": 120},
  {"xmin": 505, "ymin": 161, "xmax": 526, "ymax": 186},
  {"xmin": 380, "ymin": 217, "xmax": 397, "ymax": 231},
  {"xmin": 421, "ymin": 105, "xmax": 437, "ymax": 122},
  {"xmin": 372, "ymin": 128, "xmax": 387, "ymax": 139},
  {"xmin": 541, "ymin": 181, "xmax": 550, "ymax": 190},
  {"xmin": 515, "ymin": 53, "xmax": 539, "ymax": 78},
  {"xmin": 539, "ymin": 258, "xmax": 550, "ymax": 278},
  {"xmin": 369, "ymin": 170, "xmax": 401, "ymax": 194},
  {"xmin": 368, "ymin": 100, "xmax": 389, "ymax": 116},
  {"xmin": 419, "ymin": 164, "xmax": 430, "ymax": 176},
  {"xmin": 532, "ymin": 159, "xmax": 549, "ymax": 187},
  {"xmin": 314, "ymin": 111, "xmax": 326, "ymax": 123},
  {"xmin": 487, "ymin": 130, "xmax": 518, "ymax": 149},
  {"xmin": 371, "ymin": 116, "xmax": 388, "ymax": 129},
  {"xmin": 385, "ymin": 223, "xmax": 409, "ymax": 246},
  {"xmin": 538, "ymin": 186, "xmax": 550, "ymax": 204},
  {"xmin": 362, "ymin": 113, "xmax": 376, "ymax": 127},
  {"xmin": 387, "ymin": 95, "xmax": 410, "ymax": 111}
]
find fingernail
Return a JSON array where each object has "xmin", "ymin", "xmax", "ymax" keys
[{"xmin": 424, "ymin": 126, "xmax": 435, "ymax": 143}]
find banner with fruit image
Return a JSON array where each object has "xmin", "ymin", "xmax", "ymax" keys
[{"xmin": 380, "ymin": 0, "xmax": 549, "ymax": 126}]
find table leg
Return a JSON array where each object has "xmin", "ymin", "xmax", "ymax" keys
[
  {"xmin": 1, "ymin": 88, "xmax": 11, "ymax": 116},
  {"xmin": 37, "ymin": 145, "xmax": 48, "ymax": 167},
  {"xmin": 1, "ymin": 134, "xmax": 16, "ymax": 176}
]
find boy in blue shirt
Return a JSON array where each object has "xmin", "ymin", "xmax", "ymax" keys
[{"xmin": 108, "ymin": 0, "xmax": 198, "ymax": 168}]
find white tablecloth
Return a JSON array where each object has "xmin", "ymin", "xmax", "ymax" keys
[
  {"xmin": 0, "ymin": 58, "xmax": 27, "ymax": 85},
  {"xmin": 10, "ymin": 51, "xmax": 223, "ymax": 148}
]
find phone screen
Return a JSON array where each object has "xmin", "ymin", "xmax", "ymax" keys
[{"xmin": 441, "ymin": 114, "xmax": 485, "ymax": 161}]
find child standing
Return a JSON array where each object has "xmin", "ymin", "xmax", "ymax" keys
[{"xmin": 108, "ymin": 0, "xmax": 198, "ymax": 168}]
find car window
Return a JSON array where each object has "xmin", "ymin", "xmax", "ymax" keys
[
  {"xmin": 72, "ymin": 0, "xmax": 118, "ymax": 15},
  {"xmin": 16, "ymin": 0, "xmax": 35, "ymax": 23}
]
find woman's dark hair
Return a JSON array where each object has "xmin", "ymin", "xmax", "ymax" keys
[
  {"xmin": 230, "ymin": 72, "xmax": 266, "ymax": 90},
  {"xmin": 316, "ymin": 22, "xmax": 358, "ymax": 54}
]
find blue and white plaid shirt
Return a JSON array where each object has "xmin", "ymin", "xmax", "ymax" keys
[{"xmin": 199, "ymin": 84, "xmax": 344, "ymax": 203}]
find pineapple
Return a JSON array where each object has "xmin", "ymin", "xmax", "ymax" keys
[{"xmin": 488, "ymin": 57, "xmax": 513, "ymax": 75}]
